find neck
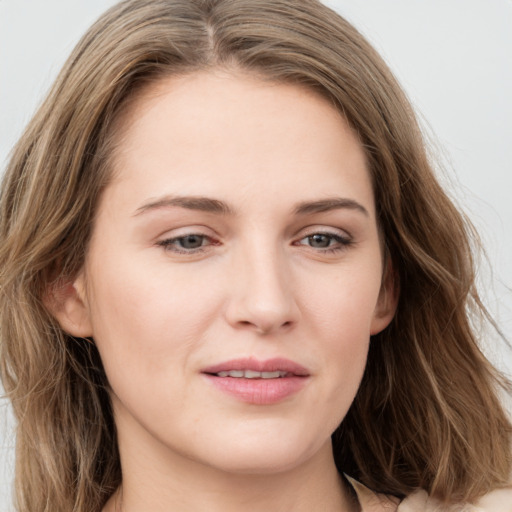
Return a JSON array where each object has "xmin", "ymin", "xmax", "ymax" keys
[{"xmin": 105, "ymin": 431, "xmax": 356, "ymax": 512}]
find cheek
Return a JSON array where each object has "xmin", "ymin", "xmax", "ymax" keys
[
  {"xmin": 84, "ymin": 254, "xmax": 219, "ymax": 382},
  {"xmin": 84, "ymin": 263, "xmax": 210, "ymax": 430},
  {"xmin": 299, "ymin": 258, "xmax": 382, "ymax": 408},
  {"xmin": 303, "ymin": 256, "xmax": 383, "ymax": 335},
  {"xmin": 317, "ymin": 287, "xmax": 373, "ymax": 381}
]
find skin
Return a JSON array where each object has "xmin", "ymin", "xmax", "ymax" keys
[{"xmin": 54, "ymin": 70, "xmax": 397, "ymax": 512}]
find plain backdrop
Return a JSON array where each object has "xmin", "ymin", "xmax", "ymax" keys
[{"xmin": 1, "ymin": 1, "xmax": 511, "ymax": 509}]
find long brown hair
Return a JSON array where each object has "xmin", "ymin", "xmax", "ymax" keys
[{"xmin": 1, "ymin": 1, "xmax": 510, "ymax": 510}]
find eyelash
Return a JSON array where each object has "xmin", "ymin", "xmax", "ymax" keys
[
  {"xmin": 156, "ymin": 234, "xmax": 216, "ymax": 254},
  {"xmin": 295, "ymin": 232, "xmax": 353, "ymax": 254},
  {"xmin": 157, "ymin": 230, "xmax": 352, "ymax": 256}
]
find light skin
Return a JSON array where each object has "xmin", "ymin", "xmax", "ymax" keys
[{"xmin": 52, "ymin": 70, "xmax": 397, "ymax": 512}]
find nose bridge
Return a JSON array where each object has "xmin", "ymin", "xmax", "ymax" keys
[{"xmin": 226, "ymin": 234, "xmax": 298, "ymax": 333}]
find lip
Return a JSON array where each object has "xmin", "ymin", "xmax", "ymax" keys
[
  {"xmin": 202, "ymin": 357, "xmax": 310, "ymax": 376},
  {"xmin": 202, "ymin": 357, "xmax": 310, "ymax": 405}
]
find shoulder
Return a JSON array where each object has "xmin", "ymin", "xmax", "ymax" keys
[
  {"xmin": 345, "ymin": 475, "xmax": 400, "ymax": 512},
  {"xmin": 471, "ymin": 487, "xmax": 512, "ymax": 511},
  {"xmin": 398, "ymin": 486, "xmax": 512, "ymax": 511},
  {"xmin": 345, "ymin": 475, "xmax": 512, "ymax": 512}
]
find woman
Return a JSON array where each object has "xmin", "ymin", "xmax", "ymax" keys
[{"xmin": 0, "ymin": 1, "xmax": 511, "ymax": 511}]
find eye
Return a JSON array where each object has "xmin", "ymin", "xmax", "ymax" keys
[
  {"xmin": 157, "ymin": 233, "xmax": 214, "ymax": 254},
  {"xmin": 296, "ymin": 232, "xmax": 352, "ymax": 253}
]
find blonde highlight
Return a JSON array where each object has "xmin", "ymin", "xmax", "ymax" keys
[{"xmin": 1, "ymin": 1, "xmax": 510, "ymax": 511}]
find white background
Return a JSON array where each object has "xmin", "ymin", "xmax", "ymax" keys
[{"xmin": 1, "ymin": 1, "xmax": 511, "ymax": 509}]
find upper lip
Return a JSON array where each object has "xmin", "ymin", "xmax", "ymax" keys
[{"xmin": 202, "ymin": 357, "xmax": 310, "ymax": 376}]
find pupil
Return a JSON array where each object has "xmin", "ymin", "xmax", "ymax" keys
[
  {"xmin": 309, "ymin": 234, "xmax": 330, "ymax": 248},
  {"xmin": 180, "ymin": 235, "xmax": 203, "ymax": 249}
]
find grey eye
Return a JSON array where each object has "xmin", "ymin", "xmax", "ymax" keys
[
  {"xmin": 307, "ymin": 234, "xmax": 335, "ymax": 248},
  {"xmin": 296, "ymin": 232, "xmax": 351, "ymax": 253},
  {"xmin": 177, "ymin": 234, "xmax": 206, "ymax": 249}
]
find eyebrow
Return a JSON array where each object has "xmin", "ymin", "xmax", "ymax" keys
[
  {"xmin": 293, "ymin": 198, "xmax": 369, "ymax": 216},
  {"xmin": 134, "ymin": 195, "xmax": 369, "ymax": 217},
  {"xmin": 134, "ymin": 195, "xmax": 234, "ymax": 216}
]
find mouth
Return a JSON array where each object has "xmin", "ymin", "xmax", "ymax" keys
[
  {"xmin": 202, "ymin": 358, "xmax": 309, "ymax": 405},
  {"xmin": 202, "ymin": 357, "xmax": 310, "ymax": 377},
  {"xmin": 212, "ymin": 370, "xmax": 290, "ymax": 379}
]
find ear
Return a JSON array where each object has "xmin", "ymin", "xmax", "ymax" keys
[
  {"xmin": 370, "ymin": 260, "xmax": 399, "ymax": 335},
  {"xmin": 44, "ymin": 273, "xmax": 93, "ymax": 338}
]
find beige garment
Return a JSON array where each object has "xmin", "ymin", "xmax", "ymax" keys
[{"xmin": 345, "ymin": 475, "xmax": 512, "ymax": 512}]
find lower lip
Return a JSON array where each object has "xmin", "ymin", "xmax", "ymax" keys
[{"xmin": 203, "ymin": 374, "xmax": 308, "ymax": 405}]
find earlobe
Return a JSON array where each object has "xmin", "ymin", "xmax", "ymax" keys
[
  {"xmin": 44, "ymin": 274, "xmax": 93, "ymax": 338},
  {"xmin": 370, "ymin": 262, "xmax": 399, "ymax": 335}
]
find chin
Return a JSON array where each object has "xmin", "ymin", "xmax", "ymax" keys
[{"xmin": 196, "ymin": 430, "xmax": 328, "ymax": 476}]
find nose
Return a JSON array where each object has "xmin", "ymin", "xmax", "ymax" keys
[{"xmin": 224, "ymin": 243, "xmax": 300, "ymax": 335}]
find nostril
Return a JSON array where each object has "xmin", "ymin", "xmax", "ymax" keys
[{"xmin": 234, "ymin": 318, "xmax": 294, "ymax": 334}]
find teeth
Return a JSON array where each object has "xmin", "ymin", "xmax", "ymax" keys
[
  {"xmin": 217, "ymin": 370, "xmax": 243, "ymax": 378},
  {"xmin": 216, "ymin": 370, "xmax": 288, "ymax": 378}
]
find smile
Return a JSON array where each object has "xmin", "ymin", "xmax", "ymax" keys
[
  {"xmin": 202, "ymin": 357, "xmax": 310, "ymax": 376},
  {"xmin": 202, "ymin": 358, "xmax": 309, "ymax": 405},
  {"xmin": 214, "ymin": 370, "xmax": 288, "ymax": 378}
]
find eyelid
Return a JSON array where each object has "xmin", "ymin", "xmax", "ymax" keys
[
  {"xmin": 295, "ymin": 225, "xmax": 352, "ymax": 240},
  {"xmin": 293, "ymin": 226, "xmax": 354, "ymax": 254},
  {"xmin": 152, "ymin": 223, "xmax": 221, "ymax": 243},
  {"xmin": 155, "ymin": 225, "xmax": 221, "ymax": 255},
  {"xmin": 157, "ymin": 234, "xmax": 217, "ymax": 255},
  {"xmin": 154, "ymin": 224, "xmax": 354, "ymax": 256}
]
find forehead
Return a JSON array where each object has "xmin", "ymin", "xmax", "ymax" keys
[{"xmin": 103, "ymin": 70, "xmax": 374, "ymax": 218}]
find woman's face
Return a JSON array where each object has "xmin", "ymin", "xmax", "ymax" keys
[{"xmin": 63, "ymin": 71, "xmax": 396, "ymax": 475}]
